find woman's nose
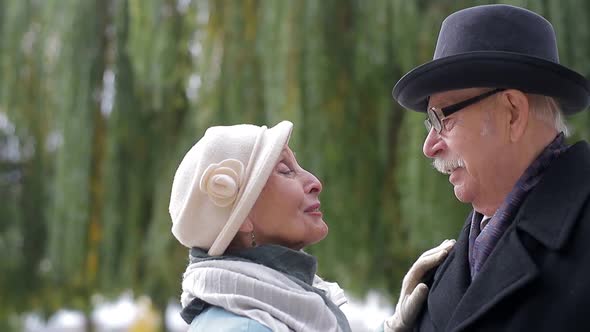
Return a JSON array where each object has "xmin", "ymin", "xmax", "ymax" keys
[{"xmin": 304, "ymin": 170, "xmax": 322, "ymax": 194}]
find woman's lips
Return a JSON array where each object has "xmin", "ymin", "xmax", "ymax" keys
[{"xmin": 304, "ymin": 203, "xmax": 322, "ymax": 217}]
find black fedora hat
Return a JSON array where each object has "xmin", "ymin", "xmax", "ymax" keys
[{"xmin": 392, "ymin": 4, "xmax": 590, "ymax": 115}]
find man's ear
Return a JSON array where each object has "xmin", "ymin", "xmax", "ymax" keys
[
  {"xmin": 502, "ymin": 89, "xmax": 530, "ymax": 142},
  {"xmin": 239, "ymin": 216, "xmax": 254, "ymax": 232}
]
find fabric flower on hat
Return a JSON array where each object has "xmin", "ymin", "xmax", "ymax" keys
[{"xmin": 199, "ymin": 159, "xmax": 245, "ymax": 207}]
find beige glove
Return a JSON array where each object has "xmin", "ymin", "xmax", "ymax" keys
[{"xmin": 383, "ymin": 239, "xmax": 456, "ymax": 332}]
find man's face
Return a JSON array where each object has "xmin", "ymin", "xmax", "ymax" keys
[{"xmin": 423, "ymin": 88, "xmax": 511, "ymax": 214}]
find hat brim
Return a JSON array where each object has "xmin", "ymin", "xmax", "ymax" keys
[
  {"xmin": 392, "ymin": 51, "xmax": 590, "ymax": 115},
  {"xmin": 207, "ymin": 121, "xmax": 293, "ymax": 256}
]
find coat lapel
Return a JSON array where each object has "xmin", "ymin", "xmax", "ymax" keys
[
  {"xmin": 426, "ymin": 220, "xmax": 472, "ymax": 331},
  {"xmin": 428, "ymin": 216, "xmax": 539, "ymax": 332},
  {"xmin": 447, "ymin": 226, "xmax": 538, "ymax": 332}
]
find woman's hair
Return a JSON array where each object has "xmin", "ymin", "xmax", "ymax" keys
[{"xmin": 527, "ymin": 93, "xmax": 569, "ymax": 136}]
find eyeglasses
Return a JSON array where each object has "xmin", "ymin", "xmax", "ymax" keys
[{"xmin": 425, "ymin": 88, "xmax": 506, "ymax": 133}]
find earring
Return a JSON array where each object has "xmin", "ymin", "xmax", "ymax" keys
[{"xmin": 251, "ymin": 231, "xmax": 257, "ymax": 247}]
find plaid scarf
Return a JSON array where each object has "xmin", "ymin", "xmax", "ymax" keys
[{"xmin": 468, "ymin": 133, "xmax": 568, "ymax": 280}]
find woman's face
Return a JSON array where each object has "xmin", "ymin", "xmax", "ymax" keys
[{"xmin": 247, "ymin": 145, "xmax": 327, "ymax": 250}]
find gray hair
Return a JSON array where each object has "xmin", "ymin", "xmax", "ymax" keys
[{"xmin": 526, "ymin": 93, "xmax": 569, "ymax": 137}]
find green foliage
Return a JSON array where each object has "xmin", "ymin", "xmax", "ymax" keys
[{"xmin": 1, "ymin": 0, "xmax": 590, "ymax": 325}]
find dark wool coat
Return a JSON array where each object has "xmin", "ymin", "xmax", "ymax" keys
[{"xmin": 416, "ymin": 141, "xmax": 590, "ymax": 332}]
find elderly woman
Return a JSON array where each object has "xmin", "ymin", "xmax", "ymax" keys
[{"xmin": 169, "ymin": 121, "xmax": 454, "ymax": 332}]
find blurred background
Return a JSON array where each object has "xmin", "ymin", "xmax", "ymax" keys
[{"xmin": 2, "ymin": 0, "xmax": 590, "ymax": 330}]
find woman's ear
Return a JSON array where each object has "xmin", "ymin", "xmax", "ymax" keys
[
  {"xmin": 239, "ymin": 216, "xmax": 254, "ymax": 233},
  {"xmin": 502, "ymin": 89, "xmax": 530, "ymax": 142}
]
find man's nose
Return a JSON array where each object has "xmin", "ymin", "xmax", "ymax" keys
[{"xmin": 423, "ymin": 128, "xmax": 445, "ymax": 158}]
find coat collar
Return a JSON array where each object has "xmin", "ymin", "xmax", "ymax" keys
[
  {"xmin": 427, "ymin": 141, "xmax": 590, "ymax": 332},
  {"xmin": 515, "ymin": 141, "xmax": 590, "ymax": 250}
]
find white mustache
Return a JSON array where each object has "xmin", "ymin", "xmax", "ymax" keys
[{"xmin": 433, "ymin": 157, "xmax": 465, "ymax": 174}]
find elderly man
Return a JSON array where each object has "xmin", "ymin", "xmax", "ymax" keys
[{"xmin": 391, "ymin": 4, "xmax": 590, "ymax": 332}]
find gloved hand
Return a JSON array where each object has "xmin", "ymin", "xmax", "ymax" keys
[{"xmin": 383, "ymin": 239, "xmax": 456, "ymax": 332}]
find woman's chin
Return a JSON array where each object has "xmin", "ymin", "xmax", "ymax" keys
[
  {"xmin": 298, "ymin": 226, "xmax": 328, "ymax": 249},
  {"xmin": 311, "ymin": 223, "xmax": 329, "ymax": 244}
]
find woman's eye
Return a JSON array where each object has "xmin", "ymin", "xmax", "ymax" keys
[{"xmin": 277, "ymin": 163, "xmax": 294, "ymax": 174}]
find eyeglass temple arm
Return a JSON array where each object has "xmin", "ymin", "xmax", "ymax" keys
[{"xmin": 441, "ymin": 88, "xmax": 506, "ymax": 116}]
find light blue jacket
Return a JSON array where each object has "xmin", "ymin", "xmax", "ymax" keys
[
  {"xmin": 188, "ymin": 305, "xmax": 388, "ymax": 332},
  {"xmin": 188, "ymin": 306, "xmax": 272, "ymax": 332}
]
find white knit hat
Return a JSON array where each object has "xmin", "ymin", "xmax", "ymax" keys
[{"xmin": 169, "ymin": 121, "xmax": 293, "ymax": 256}]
